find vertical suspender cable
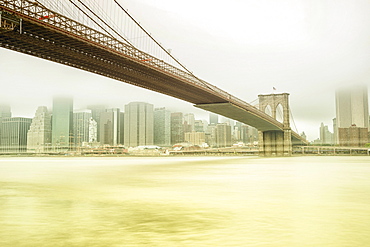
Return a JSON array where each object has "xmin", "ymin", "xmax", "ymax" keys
[
  {"xmin": 74, "ymin": 0, "xmax": 134, "ymax": 47},
  {"xmin": 113, "ymin": 0, "xmax": 219, "ymax": 94},
  {"xmin": 113, "ymin": 0, "xmax": 192, "ymax": 74}
]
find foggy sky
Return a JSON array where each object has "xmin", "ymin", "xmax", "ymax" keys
[{"xmin": 1, "ymin": 0, "xmax": 370, "ymax": 141}]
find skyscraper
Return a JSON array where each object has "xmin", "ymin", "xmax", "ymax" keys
[
  {"xmin": 1, "ymin": 117, "xmax": 32, "ymax": 153},
  {"xmin": 52, "ymin": 97, "xmax": 73, "ymax": 151},
  {"xmin": 100, "ymin": 108, "xmax": 121, "ymax": 146},
  {"xmin": 88, "ymin": 117, "xmax": 98, "ymax": 143},
  {"xmin": 73, "ymin": 111, "xmax": 92, "ymax": 147},
  {"xmin": 336, "ymin": 85, "xmax": 369, "ymax": 129},
  {"xmin": 184, "ymin": 113, "xmax": 195, "ymax": 132},
  {"xmin": 87, "ymin": 105, "xmax": 106, "ymax": 142},
  {"xmin": 154, "ymin": 107, "xmax": 171, "ymax": 146},
  {"xmin": 319, "ymin": 122, "xmax": 333, "ymax": 145},
  {"xmin": 0, "ymin": 105, "xmax": 11, "ymax": 118},
  {"xmin": 170, "ymin": 112, "xmax": 184, "ymax": 145},
  {"xmin": 209, "ymin": 113, "xmax": 218, "ymax": 125},
  {"xmin": 124, "ymin": 102, "xmax": 153, "ymax": 147},
  {"xmin": 194, "ymin": 120, "xmax": 205, "ymax": 132},
  {"xmin": 205, "ymin": 124, "xmax": 217, "ymax": 147},
  {"xmin": 332, "ymin": 118, "xmax": 337, "ymax": 144},
  {"xmin": 239, "ymin": 125, "xmax": 248, "ymax": 143},
  {"xmin": 215, "ymin": 123, "xmax": 232, "ymax": 147},
  {"xmin": 27, "ymin": 106, "xmax": 52, "ymax": 152},
  {"xmin": 335, "ymin": 86, "xmax": 369, "ymax": 146},
  {"xmin": 100, "ymin": 111, "xmax": 114, "ymax": 146},
  {"xmin": 107, "ymin": 108, "xmax": 121, "ymax": 145},
  {"xmin": 0, "ymin": 105, "xmax": 11, "ymax": 148}
]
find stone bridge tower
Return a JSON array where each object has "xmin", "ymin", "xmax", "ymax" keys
[{"xmin": 258, "ymin": 93, "xmax": 292, "ymax": 156}]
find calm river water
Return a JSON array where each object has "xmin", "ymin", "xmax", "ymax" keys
[{"xmin": 1, "ymin": 156, "xmax": 370, "ymax": 246}]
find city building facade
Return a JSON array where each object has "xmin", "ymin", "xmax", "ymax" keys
[
  {"xmin": 184, "ymin": 113, "xmax": 195, "ymax": 132},
  {"xmin": 335, "ymin": 86, "xmax": 369, "ymax": 146},
  {"xmin": 100, "ymin": 111, "xmax": 114, "ymax": 146},
  {"xmin": 170, "ymin": 112, "xmax": 184, "ymax": 145},
  {"xmin": 73, "ymin": 111, "xmax": 92, "ymax": 147},
  {"xmin": 0, "ymin": 104, "xmax": 11, "ymax": 148},
  {"xmin": 27, "ymin": 106, "xmax": 52, "ymax": 152},
  {"xmin": 51, "ymin": 97, "xmax": 74, "ymax": 151},
  {"xmin": 215, "ymin": 123, "xmax": 232, "ymax": 147},
  {"xmin": 338, "ymin": 126, "xmax": 369, "ymax": 147},
  {"xmin": 319, "ymin": 122, "xmax": 334, "ymax": 145},
  {"xmin": 1, "ymin": 117, "xmax": 32, "ymax": 152},
  {"xmin": 88, "ymin": 117, "xmax": 98, "ymax": 143},
  {"xmin": 194, "ymin": 120, "xmax": 206, "ymax": 133},
  {"xmin": 87, "ymin": 105, "xmax": 106, "ymax": 142},
  {"xmin": 124, "ymin": 102, "xmax": 153, "ymax": 147},
  {"xmin": 209, "ymin": 113, "xmax": 218, "ymax": 125},
  {"xmin": 154, "ymin": 107, "xmax": 171, "ymax": 146},
  {"xmin": 184, "ymin": 131, "xmax": 206, "ymax": 146}
]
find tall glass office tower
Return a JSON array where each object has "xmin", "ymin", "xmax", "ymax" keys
[{"xmin": 51, "ymin": 97, "xmax": 73, "ymax": 151}]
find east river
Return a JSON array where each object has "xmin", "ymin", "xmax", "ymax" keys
[{"xmin": 1, "ymin": 156, "xmax": 370, "ymax": 246}]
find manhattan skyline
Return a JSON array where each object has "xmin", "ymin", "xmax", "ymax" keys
[{"xmin": 1, "ymin": 0, "xmax": 370, "ymax": 141}]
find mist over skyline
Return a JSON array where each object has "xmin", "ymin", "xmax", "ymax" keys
[{"xmin": 1, "ymin": 0, "xmax": 370, "ymax": 141}]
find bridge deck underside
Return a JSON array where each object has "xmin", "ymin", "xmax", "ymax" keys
[
  {"xmin": 196, "ymin": 103, "xmax": 304, "ymax": 144},
  {"xmin": 0, "ymin": 14, "xmax": 227, "ymax": 105},
  {"xmin": 195, "ymin": 103, "xmax": 282, "ymax": 131}
]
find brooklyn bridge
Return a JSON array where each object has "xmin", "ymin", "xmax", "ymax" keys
[{"xmin": 0, "ymin": 0, "xmax": 308, "ymax": 156}]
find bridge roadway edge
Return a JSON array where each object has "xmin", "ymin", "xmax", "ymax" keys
[{"xmin": 195, "ymin": 102, "xmax": 283, "ymax": 132}]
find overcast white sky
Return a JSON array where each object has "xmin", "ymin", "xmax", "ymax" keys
[{"xmin": 1, "ymin": 0, "xmax": 370, "ymax": 141}]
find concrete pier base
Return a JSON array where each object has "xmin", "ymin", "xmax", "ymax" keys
[{"xmin": 259, "ymin": 129, "xmax": 292, "ymax": 156}]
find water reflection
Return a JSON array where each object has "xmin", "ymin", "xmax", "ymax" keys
[{"xmin": 1, "ymin": 156, "xmax": 370, "ymax": 246}]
